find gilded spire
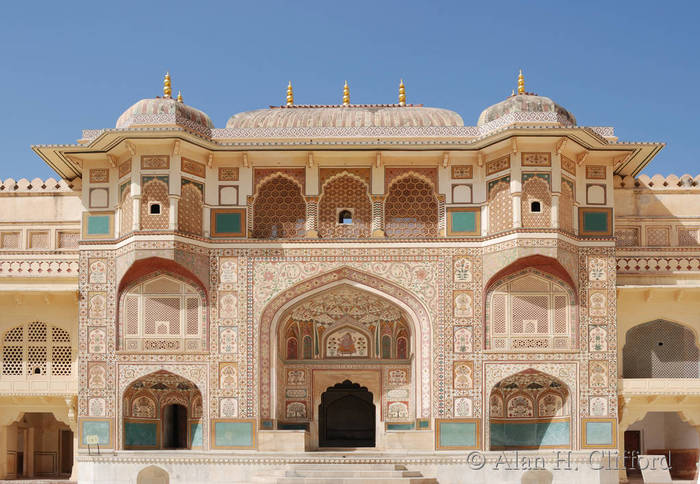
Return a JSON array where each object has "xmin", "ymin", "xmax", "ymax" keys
[
  {"xmin": 517, "ymin": 69, "xmax": 525, "ymax": 95},
  {"xmin": 398, "ymin": 79, "xmax": 406, "ymax": 106},
  {"xmin": 342, "ymin": 80, "xmax": 350, "ymax": 106},
  {"xmin": 286, "ymin": 81, "xmax": 294, "ymax": 106},
  {"xmin": 177, "ymin": 90, "xmax": 183, "ymax": 103},
  {"xmin": 163, "ymin": 72, "xmax": 172, "ymax": 99}
]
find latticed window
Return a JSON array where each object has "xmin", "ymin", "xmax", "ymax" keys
[
  {"xmin": 120, "ymin": 274, "xmax": 205, "ymax": 352},
  {"xmin": 487, "ymin": 271, "xmax": 574, "ymax": 351},
  {"xmin": 1, "ymin": 322, "xmax": 73, "ymax": 377}
]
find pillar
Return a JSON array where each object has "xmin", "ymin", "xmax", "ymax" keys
[
  {"xmin": 551, "ymin": 193, "xmax": 560, "ymax": 229},
  {"xmin": 371, "ymin": 195, "xmax": 385, "ymax": 237},
  {"xmin": 168, "ymin": 195, "xmax": 179, "ymax": 230},
  {"xmin": 512, "ymin": 194, "xmax": 522, "ymax": 228},
  {"xmin": 0, "ymin": 425, "xmax": 7, "ymax": 479},
  {"xmin": 26, "ymin": 427, "xmax": 34, "ymax": 478},
  {"xmin": 132, "ymin": 195, "xmax": 141, "ymax": 231},
  {"xmin": 305, "ymin": 196, "xmax": 319, "ymax": 238}
]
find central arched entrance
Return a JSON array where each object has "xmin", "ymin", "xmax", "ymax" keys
[{"xmin": 318, "ymin": 380, "xmax": 375, "ymax": 447}]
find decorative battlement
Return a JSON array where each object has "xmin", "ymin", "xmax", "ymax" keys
[
  {"xmin": 614, "ymin": 174, "xmax": 700, "ymax": 189},
  {"xmin": 0, "ymin": 177, "xmax": 81, "ymax": 193}
]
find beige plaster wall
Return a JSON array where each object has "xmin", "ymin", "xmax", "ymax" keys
[{"xmin": 0, "ymin": 194, "xmax": 82, "ymax": 223}]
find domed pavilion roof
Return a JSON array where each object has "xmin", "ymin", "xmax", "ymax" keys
[
  {"xmin": 226, "ymin": 80, "xmax": 463, "ymax": 129},
  {"xmin": 477, "ymin": 71, "xmax": 576, "ymax": 128},
  {"xmin": 116, "ymin": 73, "xmax": 214, "ymax": 134}
]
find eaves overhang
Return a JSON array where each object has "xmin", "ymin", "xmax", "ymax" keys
[{"xmin": 32, "ymin": 125, "xmax": 663, "ymax": 180}]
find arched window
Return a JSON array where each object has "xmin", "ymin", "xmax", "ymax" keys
[
  {"xmin": 487, "ymin": 270, "xmax": 575, "ymax": 351},
  {"xmin": 120, "ymin": 274, "xmax": 206, "ymax": 352},
  {"xmin": 623, "ymin": 320, "xmax": 699, "ymax": 378},
  {"xmin": 521, "ymin": 175, "xmax": 551, "ymax": 228},
  {"xmin": 253, "ymin": 176, "xmax": 306, "ymax": 238},
  {"xmin": 318, "ymin": 174, "xmax": 371, "ymax": 238},
  {"xmin": 1, "ymin": 322, "xmax": 72, "ymax": 378},
  {"xmin": 384, "ymin": 175, "xmax": 438, "ymax": 238}
]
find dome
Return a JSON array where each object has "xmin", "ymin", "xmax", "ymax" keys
[
  {"xmin": 477, "ymin": 93, "xmax": 576, "ymax": 127},
  {"xmin": 116, "ymin": 97, "xmax": 214, "ymax": 133},
  {"xmin": 225, "ymin": 105, "xmax": 464, "ymax": 129}
]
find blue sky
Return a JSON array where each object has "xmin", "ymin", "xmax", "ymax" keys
[{"xmin": 0, "ymin": 1, "xmax": 697, "ymax": 179}]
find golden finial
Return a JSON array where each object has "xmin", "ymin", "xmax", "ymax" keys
[
  {"xmin": 398, "ymin": 79, "xmax": 406, "ymax": 106},
  {"xmin": 286, "ymin": 81, "xmax": 294, "ymax": 106},
  {"xmin": 517, "ymin": 69, "xmax": 525, "ymax": 95},
  {"xmin": 177, "ymin": 90, "xmax": 183, "ymax": 103},
  {"xmin": 163, "ymin": 72, "xmax": 172, "ymax": 99},
  {"xmin": 342, "ymin": 80, "xmax": 350, "ymax": 106}
]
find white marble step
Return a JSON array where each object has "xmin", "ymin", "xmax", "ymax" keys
[
  {"xmin": 252, "ymin": 463, "xmax": 438, "ymax": 484},
  {"xmin": 288, "ymin": 470, "xmax": 423, "ymax": 477}
]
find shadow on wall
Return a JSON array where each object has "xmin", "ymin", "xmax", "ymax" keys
[{"xmin": 521, "ymin": 469, "xmax": 553, "ymax": 484}]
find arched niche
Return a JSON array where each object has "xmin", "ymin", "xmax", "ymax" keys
[
  {"xmin": 122, "ymin": 370, "xmax": 203, "ymax": 450},
  {"xmin": 489, "ymin": 369, "xmax": 571, "ymax": 450},
  {"xmin": 259, "ymin": 267, "xmax": 432, "ymax": 422},
  {"xmin": 623, "ymin": 319, "xmax": 699, "ymax": 378},
  {"xmin": 137, "ymin": 465, "xmax": 169, "ymax": 484}
]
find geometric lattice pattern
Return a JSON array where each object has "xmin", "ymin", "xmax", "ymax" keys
[
  {"xmin": 488, "ymin": 179, "xmax": 513, "ymax": 234},
  {"xmin": 120, "ymin": 274, "xmax": 205, "ymax": 352},
  {"xmin": 178, "ymin": 181, "xmax": 204, "ymax": 236},
  {"xmin": 521, "ymin": 176, "xmax": 551, "ymax": 228},
  {"xmin": 1, "ymin": 321, "xmax": 72, "ymax": 377},
  {"xmin": 140, "ymin": 179, "xmax": 169, "ymax": 230},
  {"xmin": 318, "ymin": 175, "xmax": 371, "ymax": 238},
  {"xmin": 559, "ymin": 178, "xmax": 574, "ymax": 234},
  {"xmin": 384, "ymin": 175, "xmax": 438, "ymax": 238},
  {"xmin": 120, "ymin": 186, "xmax": 134, "ymax": 235},
  {"xmin": 488, "ymin": 271, "xmax": 573, "ymax": 350},
  {"xmin": 615, "ymin": 227, "xmax": 639, "ymax": 247},
  {"xmin": 253, "ymin": 176, "xmax": 306, "ymax": 238},
  {"xmin": 623, "ymin": 319, "xmax": 699, "ymax": 378}
]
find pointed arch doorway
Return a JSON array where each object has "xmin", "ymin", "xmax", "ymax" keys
[{"xmin": 318, "ymin": 380, "xmax": 375, "ymax": 447}]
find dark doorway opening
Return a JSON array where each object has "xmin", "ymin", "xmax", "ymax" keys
[
  {"xmin": 318, "ymin": 380, "xmax": 375, "ymax": 447},
  {"xmin": 624, "ymin": 430, "xmax": 642, "ymax": 477},
  {"xmin": 162, "ymin": 404, "xmax": 187, "ymax": 449}
]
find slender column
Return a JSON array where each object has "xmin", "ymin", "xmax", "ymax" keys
[
  {"xmin": 168, "ymin": 195, "xmax": 179, "ymax": 231},
  {"xmin": 203, "ymin": 204, "xmax": 211, "ymax": 237},
  {"xmin": 305, "ymin": 196, "xmax": 319, "ymax": 238},
  {"xmin": 132, "ymin": 195, "xmax": 141, "ymax": 231},
  {"xmin": 437, "ymin": 194, "xmax": 447, "ymax": 237},
  {"xmin": 551, "ymin": 193, "xmax": 560, "ymax": 229},
  {"xmin": 0, "ymin": 425, "xmax": 7, "ymax": 478},
  {"xmin": 26, "ymin": 428, "xmax": 34, "ymax": 478},
  {"xmin": 512, "ymin": 193, "xmax": 522, "ymax": 228},
  {"xmin": 371, "ymin": 195, "xmax": 385, "ymax": 237},
  {"xmin": 246, "ymin": 195, "xmax": 254, "ymax": 237}
]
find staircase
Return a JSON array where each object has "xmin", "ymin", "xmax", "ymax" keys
[{"xmin": 253, "ymin": 463, "xmax": 438, "ymax": 483}]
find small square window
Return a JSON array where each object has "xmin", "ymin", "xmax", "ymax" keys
[
  {"xmin": 149, "ymin": 203, "xmax": 161, "ymax": 215},
  {"xmin": 530, "ymin": 201, "xmax": 542, "ymax": 213},
  {"xmin": 337, "ymin": 209, "xmax": 353, "ymax": 225}
]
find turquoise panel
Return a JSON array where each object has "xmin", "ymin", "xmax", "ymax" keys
[
  {"xmin": 439, "ymin": 421, "xmax": 476, "ymax": 448},
  {"xmin": 81, "ymin": 420, "xmax": 110, "ymax": 445},
  {"xmin": 260, "ymin": 419, "xmax": 274, "ymax": 429},
  {"xmin": 451, "ymin": 211, "xmax": 477, "ymax": 233},
  {"xmin": 215, "ymin": 421, "xmax": 253, "ymax": 447},
  {"xmin": 190, "ymin": 422, "xmax": 203, "ymax": 447},
  {"xmin": 583, "ymin": 211, "xmax": 609, "ymax": 232},
  {"xmin": 215, "ymin": 212, "xmax": 242, "ymax": 234},
  {"xmin": 124, "ymin": 421, "xmax": 157, "ymax": 447},
  {"xmin": 87, "ymin": 215, "xmax": 110, "ymax": 235},
  {"xmin": 586, "ymin": 421, "xmax": 613, "ymax": 446},
  {"xmin": 490, "ymin": 422, "xmax": 570, "ymax": 448},
  {"xmin": 387, "ymin": 423, "xmax": 415, "ymax": 430},
  {"xmin": 417, "ymin": 419, "xmax": 430, "ymax": 429}
]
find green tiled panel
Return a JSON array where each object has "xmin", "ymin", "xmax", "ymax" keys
[
  {"xmin": 387, "ymin": 422, "xmax": 415, "ymax": 430},
  {"xmin": 87, "ymin": 215, "xmax": 110, "ymax": 235},
  {"xmin": 215, "ymin": 421, "xmax": 253, "ymax": 447},
  {"xmin": 451, "ymin": 211, "xmax": 476, "ymax": 233},
  {"xmin": 190, "ymin": 422, "xmax": 203, "ymax": 447},
  {"xmin": 124, "ymin": 421, "xmax": 157, "ymax": 447},
  {"xmin": 586, "ymin": 421, "xmax": 613, "ymax": 446},
  {"xmin": 583, "ymin": 211, "xmax": 608, "ymax": 232},
  {"xmin": 81, "ymin": 420, "xmax": 110, "ymax": 446},
  {"xmin": 490, "ymin": 421, "xmax": 570, "ymax": 448},
  {"xmin": 439, "ymin": 421, "xmax": 476, "ymax": 447},
  {"xmin": 215, "ymin": 212, "xmax": 242, "ymax": 234}
]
